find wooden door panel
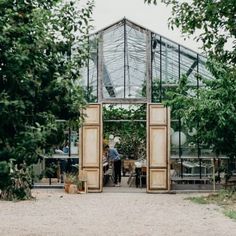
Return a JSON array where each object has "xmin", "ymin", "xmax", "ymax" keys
[
  {"xmin": 84, "ymin": 168, "xmax": 100, "ymax": 189},
  {"xmin": 84, "ymin": 105, "xmax": 100, "ymax": 125},
  {"xmin": 150, "ymin": 169, "xmax": 167, "ymax": 189},
  {"xmin": 82, "ymin": 127, "xmax": 100, "ymax": 167},
  {"xmin": 150, "ymin": 127, "xmax": 167, "ymax": 167},
  {"xmin": 149, "ymin": 104, "xmax": 167, "ymax": 125},
  {"xmin": 147, "ymin": 104, "xmax": 170, "ymax": 193},
  {"xmin": 80, "ymin": 104, "xmax": 102, "ymax": 192}
]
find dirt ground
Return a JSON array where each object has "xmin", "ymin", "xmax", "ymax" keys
[{"xmin": 0, "ymin": 189, "xmax": 236, "ymax": 236}]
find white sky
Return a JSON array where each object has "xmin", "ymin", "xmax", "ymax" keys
[{"xmin": 92, "ymin": 0, "xmax": 203, "ymax": 53}]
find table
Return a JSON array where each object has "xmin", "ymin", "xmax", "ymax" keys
[{"xmin": 171, "ymin": 176, "xmax": 210, "ymax": 184}]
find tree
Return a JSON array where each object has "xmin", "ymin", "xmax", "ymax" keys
[
  {"xmin": 145, "ymin": 0, "xmax": 235, "ymax": 66},
  {"xmin": 145, "ymin": 0, "xmax": 236, "ymax": 160},
  {"xmin": 0, "ymin": 0, "xmax": 94, "ymax": 200},
  {"xmin": 166, "ymin": 69, "xmax": 236, "ymax": 158}
]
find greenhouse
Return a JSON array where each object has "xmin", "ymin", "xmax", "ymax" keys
[{"xmin": 35, "ymin": 18, "xmax": 235, "ymax": 192}]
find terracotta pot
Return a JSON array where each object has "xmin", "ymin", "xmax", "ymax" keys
[
  {"xmin": 68, "ymin": 184, "xmax": 78, "ymax": 194},
  {"xmin": 64, "ymin": 183, "xmax": 70, "ymax": 193}
]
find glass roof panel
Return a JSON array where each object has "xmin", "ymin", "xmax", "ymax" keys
[
  {"xmin": 103, "ymin": 22, "xmax": 124, "ymax": 98},
  {"xmin": 180, "ymin": 46, "xmax": 198, "ymax": 86},
  {"xmin": 161, "ymin": 38, "xmax": 179, "ymax": 85},
  {"xmin": 125, "ymin": 24, "xmax": 146, "ymax": 98}
]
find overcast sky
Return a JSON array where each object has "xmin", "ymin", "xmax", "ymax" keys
[{"xmin": 92, "ymin": 0, "xmax": 202, "ymax": 53}]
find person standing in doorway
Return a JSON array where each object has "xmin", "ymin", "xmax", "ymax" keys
[{"xmin": 105, "ymin": 145, "xmax": 121, "ymax": 187}]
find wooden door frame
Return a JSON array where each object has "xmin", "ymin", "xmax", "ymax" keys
[
  {"xmin": 146, "ymin": 103, "xmax": 171, "ymax": 193},
  {"xmin": 80, "ymin": 103, "xmax": 170, "ymax": 193},
  {"xmin": 80, "ymin": 104, "xmax": 103, "ymax": 193}
]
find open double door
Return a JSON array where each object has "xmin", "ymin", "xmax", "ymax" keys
[{"xmin": 79, "ymin": 104, "xmax": 170, "ymax": 193}]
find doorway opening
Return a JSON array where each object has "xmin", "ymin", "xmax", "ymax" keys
[{"xmin": 102, "ymin": 104, "xmax": 147, "ymax": 192}]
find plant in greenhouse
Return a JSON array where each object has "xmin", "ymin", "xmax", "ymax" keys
[
  {"xmin": 103, "ymin": 105, "xmax": 146, "ymax": 160},
  {"xmin": 0, "ymin": 0, "xmax": 94, "ymax": 200}
]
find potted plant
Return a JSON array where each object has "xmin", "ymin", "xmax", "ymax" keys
[
  {"xmin": 76, "ymin": 179, "xmax": 83, "ymax": 192},
  {"xmin": 64, "ymin": 173, "xmax": 77, "ymax": 193}
]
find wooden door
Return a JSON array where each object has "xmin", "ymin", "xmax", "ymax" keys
[
  {"xmin": 147, "ymin": 104, "xmax": 170, "ymax": 193},
  {"xmin": 79, "ymin": 104, "xmax": 103, "ymax": 192}
]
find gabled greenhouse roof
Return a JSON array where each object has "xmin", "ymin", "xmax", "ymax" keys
[
  {"xmin": 83, "ymin": 18, "xmax": 213, "ymax": 103},
  {"xmin": 92, "ymin": 18, "xmax": 200, "ymax": 55}
]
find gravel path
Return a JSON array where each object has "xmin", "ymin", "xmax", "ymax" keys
[{"xmin": 0, "ymin": 189, "xmax": 235, "ymax": 236}]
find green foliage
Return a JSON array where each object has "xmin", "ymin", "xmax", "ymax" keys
[
  {"xmin": 0, "ymin": 160, "xmax": 33, "ymax": 201},
  {"xmin": 43, "ymin": 162, "xmax": 58, "ymax": 179},
  {"xmin": 165, "ymin": 63, "xmax": 236, "ymax": 158},
  {"xmin": 103, "ymin": 105, "xmax": 146, "ymax": 160},
  {"xmin": 185, "ymin": 196, "xmax": 209, "ymax": 204},
  {"xmin": 145, "ymin": 0, "xmax": 235, "ymax": 66},
  {"xmin": 0, "ymin": 0, "xmax": 94, "ymax": 200},
  {"xmin": 146, "ymin": 0, "xmax": 236, "ymax": 160},
  {"xmin": 186, "ymin": 190, "xmax": 236, "ymax": 220},
  {"xmin": 224, "ymin": 210, "xmax": 236, "ymax": 220},
  {"xmin": 64, "ymin": 172, "xmax": 77, "ymax": 184}
]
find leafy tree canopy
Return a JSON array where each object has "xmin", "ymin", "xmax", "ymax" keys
[
  {"xmin": 0, "ymin": 0, "xmax": 94, "ymax": 200},
  {"xmin": 145, "ymin": 0, "xmax": 236, "ymax": 160},
  {"xmin": 145, "ymin": 0, "xmax": 235, "ymax": 66},
  {"xmin": 166, "ymin": 67, "xmax": 236, "ymax": 157}
]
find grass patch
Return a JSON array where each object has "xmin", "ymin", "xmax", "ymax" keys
[
  {"xmin": 224, "ymin": 210, "xmax": 236, "ymax": 220},
  {"xmin": 185, "ymin": 196, "xmax": 209, "ymax": 204},
  {"xmin": 185, "ymin": 189, "xmax": 236, "ymax": 220}
]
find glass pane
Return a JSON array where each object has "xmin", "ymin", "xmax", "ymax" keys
[
  {"xmin": 180, "ymin": 46, "xmax": 198, "ymax": 86},
  {"xmin": 170, "ymin": 119, "xmax": 180, "ymax": 158},
  {"xmin": 80, "ymin": 35, "xmax": 98, "ymax": 102},
  {"xmin": 152, "ymin": 34, "xmax": 161, "ymax": 102},
  {"xmin": 103, "ymin": 22, "xmax": 124, "ymax": 98},
  {"xmin": 181, "ymin": 122, "xmax": 198, "ymax": 158},
  {"xmin": 125, "ymin": 25, "xmax": 146, "ymax": 98},
  {"xmin": 161, "ymin": 38, "xmax": 179, "ymax": 85},
  {"xmin": 88, "ymin": 35, "xmax": 98, "ymax": 102}
]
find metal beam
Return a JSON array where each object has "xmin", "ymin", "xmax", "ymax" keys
[
  {"xmin": 146, "ymin": 30, "xmax": 152, "ymax": 102},
  {"xmin": 104, "ymin": 119, "xmax": 146, "ymax": 122},
  {"xmin": 101, "ymin": 98, "xmax": 148, "ymax": 104},
  {"xmin": 97, "ymin": 32, "xmax": 103, "ymax": 102},
  {"xmin": 186, "ymin": 60, "xmax": 198, "ymax": 77}
]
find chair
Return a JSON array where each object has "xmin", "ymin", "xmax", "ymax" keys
[
  {"xmin": 139, "ymin": 166, "xmax": 147, "ymax": 188},
  {"xmin": 127, "ymin": 162, "xmax": 136, "ymax": 187}
]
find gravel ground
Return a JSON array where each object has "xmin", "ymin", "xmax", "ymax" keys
[{"xmin": 0, "ymin": 189, "xmax": 235, "ymax": 236}]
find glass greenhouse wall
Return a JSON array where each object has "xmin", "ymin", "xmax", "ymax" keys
[{"xmin": 81, "ymin": 18, "xmax": 231, "ymax": 186}]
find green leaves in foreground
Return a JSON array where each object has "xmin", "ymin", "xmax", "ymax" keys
[
  {"xmin": 145, "ymin": 0, "xmax": 235, "ymax": 66},
  {"xmin": 0, "ymin": 0, "xmax": 94, "ymax": 200},
  {"xmin": 185, "ymin": 196, "xmax": 209, "ymax": 205},
  {"xmin": 224, "ymin": 210, "xmax": 236, "ymax": 220}
]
